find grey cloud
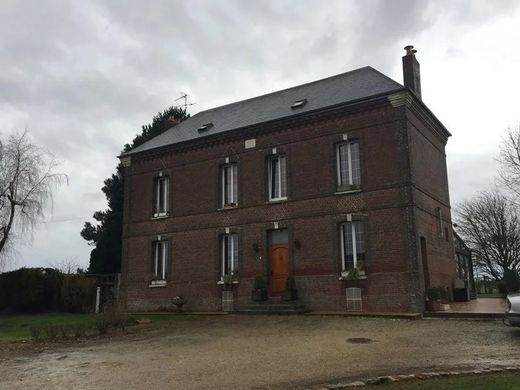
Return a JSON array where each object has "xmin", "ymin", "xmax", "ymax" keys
[{"xmin": 1, "ymin": 1, "xmax": 518, "ymax": 270}]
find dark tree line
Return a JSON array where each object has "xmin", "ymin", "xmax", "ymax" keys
[{"xmin": 81, "ymin": 106, "xmax": 188, "ymax": 274}]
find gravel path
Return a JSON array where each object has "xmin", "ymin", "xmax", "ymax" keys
[{"xmin": 1, "ymin": 315, "xmax": 519, "ymax": 389}]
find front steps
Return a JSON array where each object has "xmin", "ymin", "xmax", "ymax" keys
[{"xmin": 236, "ymin": 300, "xmax": 306, "ymax": 314}]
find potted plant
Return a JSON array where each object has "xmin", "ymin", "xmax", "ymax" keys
[
  {"xmin": 251, "ymin": 275, "xmax": 268, "ymax": 302},
  {"xmin": 221, "ymin": 272, "xmax": 239, "ymax": 311},
  {"xmin": 426, "ymin": 286, "xmax": 450, "ymax": 311},
  {"xmin": 282, "ymin": 275, "xmax": 298, "ymax": 301},
  {"xmin": 340, "ymin": 265, "xmax": 367, "ymax": 281},
  {"xmin": 171, "ymin": 295, "xmax": 187, "ymax": 313},
  {"xmin": 148, "ymin": 274, "xmax": 167, "ymax": 287}
]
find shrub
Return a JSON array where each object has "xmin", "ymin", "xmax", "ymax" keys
[
  {"xmin": 426, "ymin": 287, "xmax": 441, "ymax": 301},
  {"xmin": 171, "ymin": 295, "xmax": 187, "ymax": 312},
  {"xmin": 72, "ymin": 323, "xmax": 88, "ymax": 337},
  {"xmin": 29, "ymin": 325, "xmax": 43, "ymax": 341},
  {"xmin": 285, "ymin": 275, "xmax": 296, "ymax": 291},
  {"xmin": 61, "ymin": 275, "xmax": 97, "ymax": 313},
  {"xmin": 95, "ymin": 301, "xmax": 128, "ymax": 334},
  {"xmin": 253, "ymin": 275, "xmax": 265, "ymax": 290},
  {"xmin": 0, "ymin": 268, "xmax": 63, "ymax": 313},
  {"xmin": 45, "ymin": 324, "xmax": 60, "ymax": 339},
  {"xmin": 503, "ymin": 269, "xmax": 520, "ymax": 294}
]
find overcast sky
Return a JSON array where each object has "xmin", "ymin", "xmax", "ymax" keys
[{"xmin": 1, "ymin": 0, "xmax": 519, "ymax": 271}]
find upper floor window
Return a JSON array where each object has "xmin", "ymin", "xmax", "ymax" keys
[
  {"xmin": 268, "ymin": 155, "xmax": 287, "ymax": 201},
  {"xmin": 340, "ymin": 221, "xmax": 365, "ymax": 271},
  {"xmin": 336, "ymin": 141, "xmax": 361, "ymax": 190},
  {"xmin": 221, "ymin": 164, "xmax": 238, "ymax": 207},
  {"xmin": 154, "ymin": 176, "xmax": 169, "ymax": 217},
  {"xmin": 152, "ymin": 240, "xmax": 169, "ymax": 281},
  {"xmin": 221, "ymin": 234, "xmax": 238, "ymax": 277}
]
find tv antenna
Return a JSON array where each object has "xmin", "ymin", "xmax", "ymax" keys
[{"xmin": 175, "ymin": 92, "xmax": 196, "ymax": 113}]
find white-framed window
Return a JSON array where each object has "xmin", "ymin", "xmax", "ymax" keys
[
  {"xmin": 221, "ymin": 234, "xmax": 238, "ymax": 277},
  {"xmin": 153, "ymin": 240, "xmax": 168, "ymax": 280},
  {"xmin": 268, "ymin": 155, "xmax": 287, "ymax": 201},
  {"xmin": 221, "ymin": 164, "xmax": 238, "ymax": 207},
  {"xmin": 154, "ymin": 176, "xmax": 169, "ymax": 217},
  {"xmin": 336, "ymin": 141, "xmax": 361, "ymax": 188},
  {"xmin": 340, "ymin": 221, "xmax": 365, "ymax": 271}
]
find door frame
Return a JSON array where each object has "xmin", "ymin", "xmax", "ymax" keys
[{"xmin": 264, "ymin": 225, "xmax": 293, "ymax": 296}]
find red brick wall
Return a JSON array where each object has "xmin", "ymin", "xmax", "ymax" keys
[
  {"xmin": 121, "ymin": 95, "xmax": 454, "ymax": 313},
  {"xmin": 406, "ymin": 106, "xmax": 457, "ymax": 301}
]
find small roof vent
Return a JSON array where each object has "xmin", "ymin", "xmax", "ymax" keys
[
  {"xmin": 197, "ymin": 122, "xmax": 213, "ymax": 133},
  {"xmin": 291, "ymin": 98, "xmax": 307, "ymax": 109}
]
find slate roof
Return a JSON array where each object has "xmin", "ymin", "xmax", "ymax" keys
[{"xmin": 124, "ymin": 66, "xmax": 404, "ymax": 156}]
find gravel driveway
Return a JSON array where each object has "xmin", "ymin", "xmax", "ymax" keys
[{"xmin": 1, "ymin": 315, "xmax": 519, "ymax": 389}]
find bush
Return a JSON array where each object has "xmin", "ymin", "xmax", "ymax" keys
[
  {"xmin": 285, "ymin": 275, "xmax": 296, "ymax": 291},
  {"xmin": 29, "ymin": 325, "xmax": 43, "ymax": 341},
  {"xmin": 426, "ymin": 287, "xmax": 449, "ymax": 302},
  {"xmin": 61, "ymin": 275, "xmax": 97, "ymax": 313},
  {"xmin": 503, "ymin": 269, "xmax": 520, "ymax": 294},
  {"xmin": 72, "ymin": 323, "xmax": 88, "ymax": 337},
  {"xmin": 253, "ymin": 275, "xmax": 265, "ymax": 290},
  {"xmin": 45, "ymin": 324, "xmax": 60, "ymax": 339},
  {"xmin": 0, "ymin": 268, "xmax": 63, "ymax": 313},
  {"xmin": 95, "ymin": 302, "xmax": 128, "ymax": 334}
]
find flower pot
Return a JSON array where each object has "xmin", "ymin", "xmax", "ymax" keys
[
  {"xmin": 222, "ymin": 290, "xmax": 234, "ymax": 312},
  {"xmin": 282, "ymin": 289, "xmax": 298, "ymax": 301},
  {"xmin": 425, "ymin": 300, "xmax": 441, "ymax": 311}
]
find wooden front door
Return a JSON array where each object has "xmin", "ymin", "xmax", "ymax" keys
[{"xmin": 269, "ymin": 243, "xmax": 289, "ymax": 296}]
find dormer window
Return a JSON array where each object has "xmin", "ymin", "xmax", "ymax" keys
[
  {"xmin": 291, "ymin": 98, "xmax": 307, "ymax": 109},
  {"xmin": 198, "ymin": 123, "xmax": 213, "ymax": 133}
]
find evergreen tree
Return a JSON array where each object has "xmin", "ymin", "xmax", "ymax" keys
[{"xmin": 81, "ymin": 106, "xmax": 188, "ymax": 273}]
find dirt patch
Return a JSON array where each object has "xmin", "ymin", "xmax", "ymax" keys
[
  {"xmin": 0, "ymin": 316, "xmax": 519, "ymax": 389},
  {"xmin": 346, "ymin": 337, "xmax": 374, "ymax": 344}
]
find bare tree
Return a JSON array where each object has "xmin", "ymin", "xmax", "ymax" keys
[
  {"xmin": 456, "ymin": 189, "xmax": 520, "ymax": 281},
  {"xmin": 498, "ymin": 124, "xmax": 520, "ymax": 196},
  {"xmin": 0, "ymin": 131, "xmax": 67, "ymax": 268},
  {"xmin": 48, "ymin": 256, "xmax": 80, "ymax": 274}
]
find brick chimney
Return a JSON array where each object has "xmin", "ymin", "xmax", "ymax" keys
[
  {"xmin": 402, "ymin": 45, "xmax": 422, "ymax": 99},
  {"xmin": 164, "ymin": 115, "xmax": 181, "ymax": 130}
]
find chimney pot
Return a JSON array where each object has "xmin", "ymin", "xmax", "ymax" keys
[{"xmin": 404, "ymin": 45, "xmax": 417, "ymax": 56}]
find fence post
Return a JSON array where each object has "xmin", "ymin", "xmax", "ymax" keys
[{"xmin": 95, "ymin": 286, "xmax": 101, "ymax": 314}]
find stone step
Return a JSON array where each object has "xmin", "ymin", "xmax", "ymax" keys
[{"xmin": 236, "ymin": 301, "xmax": 306, "ymax": 314}]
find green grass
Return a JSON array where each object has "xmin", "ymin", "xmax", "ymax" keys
[
  {"xmin": 369, "ymin": 372, "xmax": 520, "ymax": 389},
  {"xmin": 0, "ymin": 312, "xmax": 95, "ymax": 341},
  {"xmin": 477, "ymin": 293, "xmax": 505, "ymax": 298}
]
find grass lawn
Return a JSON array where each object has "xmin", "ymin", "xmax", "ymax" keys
[
  {"xmin": 370, "ymin": 372, "xmax": 520, "ymax": 389},
  {"xmin": 478, "ymin": 293, "xmax": 505, "ymax": 298},
  {"xmin": 0, "ymin": 312, "xmax": 95, "ymax": 341}
]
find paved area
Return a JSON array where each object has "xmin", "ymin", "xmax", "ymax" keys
[
  {"xmin": 1, "ymin": 315, "xmax": 519, "ymax": 389},
  {"xmin": 449, "ymin": 298, "xmax": 506, "ymax": 313}
]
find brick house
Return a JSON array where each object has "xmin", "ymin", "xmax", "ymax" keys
[{"xmin": 120, "ymin": 46, "xmax": 456, "ymax": 313}]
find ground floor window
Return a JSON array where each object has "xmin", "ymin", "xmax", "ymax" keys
[
  {"xmin": 340, "ymin": 221, "xmax": 365, "ymax": 271},
  {"xmin": 221, "ymin": 234, "xmax": 238, "ymax": 277},
  {"xmin": 153, "ymin": 241, "xmax": 168, "ymax": 280}
]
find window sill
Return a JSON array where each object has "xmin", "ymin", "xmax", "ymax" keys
[
  {"xmin": 267, "ymin": 197, "xmax": 288, "ymax": 204},
  {"xmin": 152, "ymin": 213, "xmax": 169, "ymax": 220},
  {"xmin": 217, "ymin": 280, "xmax": 240, "ymax": 285},
  {"xmin": 338, "ymin": 275, "xmax": 367, "ymax": 281},
  {"xmin": 218, "ymin": 204, "xmax": 238, "ymax": 211},
  {"xmin": 339, "ymin": 270, "xmax": 367, "ymax": 281},
  {"xmin": 149, "ymin": 280, "xmax": 167, "ymax": 288},
  {"xmin": 335, "ymin": 188, "xmax": 362, "ymax": 195}
]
